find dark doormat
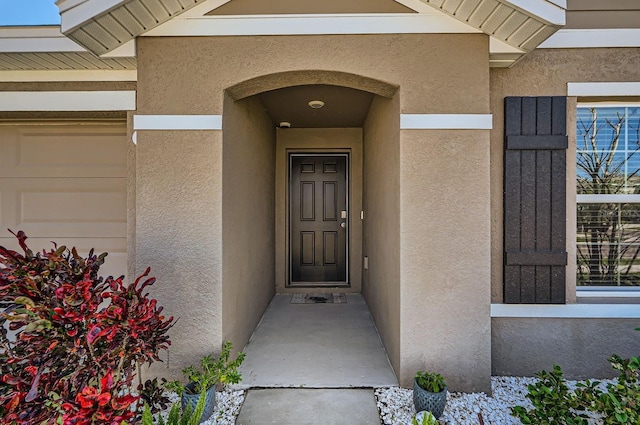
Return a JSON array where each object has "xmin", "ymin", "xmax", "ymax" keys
[{"xmin": 290, "ymin": 293, "xmax": 348, "ymax": 304}]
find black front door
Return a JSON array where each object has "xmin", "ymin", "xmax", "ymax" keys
[{"xmin": 290, "ymin": 154, "xmax": 348, "ymax": 285}]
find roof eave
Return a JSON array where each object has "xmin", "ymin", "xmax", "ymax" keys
[{"xmin": 56, "ymin": 0, "xmax": 211, "ymax": 56}]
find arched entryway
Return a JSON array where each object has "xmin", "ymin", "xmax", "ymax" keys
[{"xmin": 221, "ymin": 70, "xmax": 402, "ymax": 385}]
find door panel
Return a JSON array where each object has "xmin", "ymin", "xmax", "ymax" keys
[{"xmin": 290, "ymin": 155, "xmax": 348, "ymax": 285}]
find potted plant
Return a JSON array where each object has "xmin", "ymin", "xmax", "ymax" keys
[
  {"xmin": 413, "ymin": 371, "xmax": 447, "ymax": 419},
  {"xmin": 166, "ymin": 340, "xmax": 246, "ymax": 423},
  {"xmin": 142, "ymin": 389, "xmax": 207, "ymax": 425}
]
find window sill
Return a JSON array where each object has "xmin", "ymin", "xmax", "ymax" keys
[{"xmin": 491, "ymin": 303, "xmax": 640, "ymax": 318}]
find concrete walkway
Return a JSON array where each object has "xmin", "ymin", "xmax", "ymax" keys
[{"xmin": 235, "ymin": 294, "xmax": 397, "ymax": 424}]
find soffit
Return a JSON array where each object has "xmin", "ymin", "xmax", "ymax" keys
[
  {"xmin": 415, "ymin": 0, "xmax": 565, "ymax": 52},
  {"xmin": 0, "ymin": 27, "xmax": 136, "ymax": 71},
  {"xmin": 56, "ymin": 0, "xmax": 565, "ymax": 59},
  {"xmin": 258, "ymin": 85, "xmax": 374, "ymax": 129}
]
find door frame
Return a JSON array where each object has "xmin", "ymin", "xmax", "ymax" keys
[{"xmin": 287, "ymin": 152, "xmax": 350, "ymax": 287}]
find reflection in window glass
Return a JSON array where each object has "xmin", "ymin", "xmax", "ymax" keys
[
  {"xmin": 577, "ymin": 203, "xmax": 640, "ymax": 286},
  {"xmin": 576, "ymin": 107, "xmax": 640, "ymax": 286}
]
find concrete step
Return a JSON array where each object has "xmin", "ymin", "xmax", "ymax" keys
[{"xmin": 236, "ymin": 388, "xmax": 381, "ymax": 425}]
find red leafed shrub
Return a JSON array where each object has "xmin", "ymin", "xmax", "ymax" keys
[{"xmin": 0, "ymin": 230, "xmax": 175, "ymax": 424}]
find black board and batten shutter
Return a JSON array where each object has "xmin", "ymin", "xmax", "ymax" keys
[{"xmin": 504, "ymin": 96, "xmax": 568, "ymax": 304}]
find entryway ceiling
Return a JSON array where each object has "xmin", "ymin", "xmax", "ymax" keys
[{"xmin": 258, "ymin": 85, "xmax": 374, "ymax": 129}]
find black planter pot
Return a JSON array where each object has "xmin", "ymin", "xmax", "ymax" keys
[
  {"xmin": 413, "ymin": 379, "xmax": 447, "ymax": 419},
  {"xmin": 181, "ymin": 382, "xmax": 216, "ymax": 424}
]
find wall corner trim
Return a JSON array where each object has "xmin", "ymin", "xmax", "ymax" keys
[
  {"xmin": 491, "ymin": 303, "xmax": 640, "ymax": 319},
  {"xmin": 400, "ymin": 114, "xmax": 493, "ymax": 130},
  {"xmin": 568, "ymin": 82, "xmax": 640, "ymax": 97},
  {"xmin": 132, "ymin": 115, "xmax": 223, "ymax": 130}
]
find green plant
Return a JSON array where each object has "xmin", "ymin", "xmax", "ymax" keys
[
  {"xmin": 0, "ymin": 230, "xmax": 175, "ymax": 423},
  {"xmin": 415, "ymin": 371, "xmax": 446, "ymax": 393},
  {"xmin": 576, "ymin": 355, "xmax": 640, "ymax": 424},
  {"xmin": 412, "ymin": 411, "xmax": 439, "ymax": 425},
  {"xmin": 142, "ymin": 388, "xmax": 207, "ymax": 425},
  {"xmin": 166, "ymin": 340, "xmax": 246, "ymax": 396},
  {"xmin": 510, "ymin": 365, "xmax": 589, "ymax": 425}
]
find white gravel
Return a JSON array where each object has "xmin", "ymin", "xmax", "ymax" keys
[
  {"xmin": 375, "ymin": 376, "xmax": 614, "ymax": 425},
  {"xmin": 156, "ymin": 376, "xmax": 615, "ymax": 425}
]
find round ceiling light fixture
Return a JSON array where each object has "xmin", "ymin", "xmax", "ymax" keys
[{"xmin": 308, "ymin": 100, "xmax": 325, "ymax": 109}]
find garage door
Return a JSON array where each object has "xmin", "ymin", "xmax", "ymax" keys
[{"xmin": 0, "ymin": 121, "xmax": 127, "ymax": 279}]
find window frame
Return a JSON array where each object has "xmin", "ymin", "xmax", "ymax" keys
[{"xmin": 575, "ymin": 102, "xmax": 640, "ymax": 298}]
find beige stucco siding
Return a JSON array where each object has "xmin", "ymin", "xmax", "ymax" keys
[
  {"xmin": 490, "ymin": 47, "xmax": 640, "ymax": 302},
  {"xmin": 363, "ymin": 94, "xmax": 401, "ymax": 377},
  {"xmin": 490, "ymin": 47, "xmax": 640, "ymax": 378},
  {"xmin": 135, "ymin": 32, "xmax": 492, "ymax": 389},
  {"xmin": 135, "ymin": 129, "xmax": 223, "ymax": 379},
  {"xmin": 222, "ymin": 93, "xmax": 276, "ymax": 350},
  {"xmin": 493, "ymin": 318, "xmax": 640, "ymax": 378},
  {"xmin": 137, "ymin": 34, "xmax": 489, "ymax": 115},
  {"xmin": 399, "ymin": 129, "xmax": 492, "ymax": 392}
]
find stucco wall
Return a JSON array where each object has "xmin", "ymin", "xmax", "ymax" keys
[
  {"xmin": 399, "ymin": 129, "xmax": 492, "ymax": 392},
  {"xmin": 135, "ymin": 129, "xmax": 223, "ymax": 380},
  {"xmin": 493, "ymin": 318, "xmax": 640, "ymax": 379},
  {"xmin": 222, "ymin": 94, "xmax": 276, "ymax": 351},
  {"xmin": 362, "ymin": 94, "xmax": 401, "ymax": 378},
  {"xmin": 490, "ymin": 47, "xmax": 640, "ymax": 302},
  {"xmin": 490, "ymin": 47, "xmax": 640, "ymax": 378},
  {"xmin": 135, "ymin": 32, "xmax": 492, "ymax": 386},
  {"xmin": 275, "ymin": 128, "xmax": 363, "ymax": 292},
  {"xmin": 136, "ymin": 33, "xmax": 488, "ymax": 115}
]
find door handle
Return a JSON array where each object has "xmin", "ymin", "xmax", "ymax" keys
[{"xmin": 341, "ymin": 222, "xmax": 347, "ymax": 228}]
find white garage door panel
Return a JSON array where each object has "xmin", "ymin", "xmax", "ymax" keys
[
  {"xmin": 0, "ymin": 121, "xmax": 127, "ymax": 277},
  {"xmin": 0, "ymin": 237, "xmax": 126, "ymax": 280},
  {"xmin": 0, "ymin": 124, "xmax": 127, "ymax": 178},
  {"xmin": 0, "ymin": 178, "xmax": 126, "ymax": 238}
]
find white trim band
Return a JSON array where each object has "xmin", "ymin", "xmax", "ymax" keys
[
  {"xmin": 491, "ymin": 303, "xmax": 640, "ymax": 319},
  {"xmin": 0, "ymin": 90, "xmax": 135, "ymax": 111},
  {"xmin": 540, "ymin": 29, "xmax": 640, "ymax": 49},
  {"xmin": 144, "ymin": 14, "xmax": 480, "ymax": 37},
  {"xmin": 133, "ymin": 115, "xmax": 223, "ymax": 131},
  {"xmin": 400, "ymin": 114, "xmax": 493, "ymax": 130},
  {"xmin": 568, "ymin": 82, "xmax": 640, "ymax": 97}
]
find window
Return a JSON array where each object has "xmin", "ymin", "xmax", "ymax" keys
[{"xmin": 576, "ymin": 105, "xmax": 640, "ymax": 287}]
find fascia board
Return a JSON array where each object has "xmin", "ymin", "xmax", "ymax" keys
[
  {"xmin": 56, "ymin": 0, "xmax": 91, "ymax": 13},
  {"xmin": 144, "ymin": 13, "xmax": 481, "ymax": 37},
  {"xmin": 58, "ymin": 0, "xmax": 128, "ymax": 33},
  {"xmin": 0, "ymin": 27, "xmax": 86, "ymax": 53},
  {"xmin": 504, "ymin": 0, "xmax": 566, "ymax": 26}
]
